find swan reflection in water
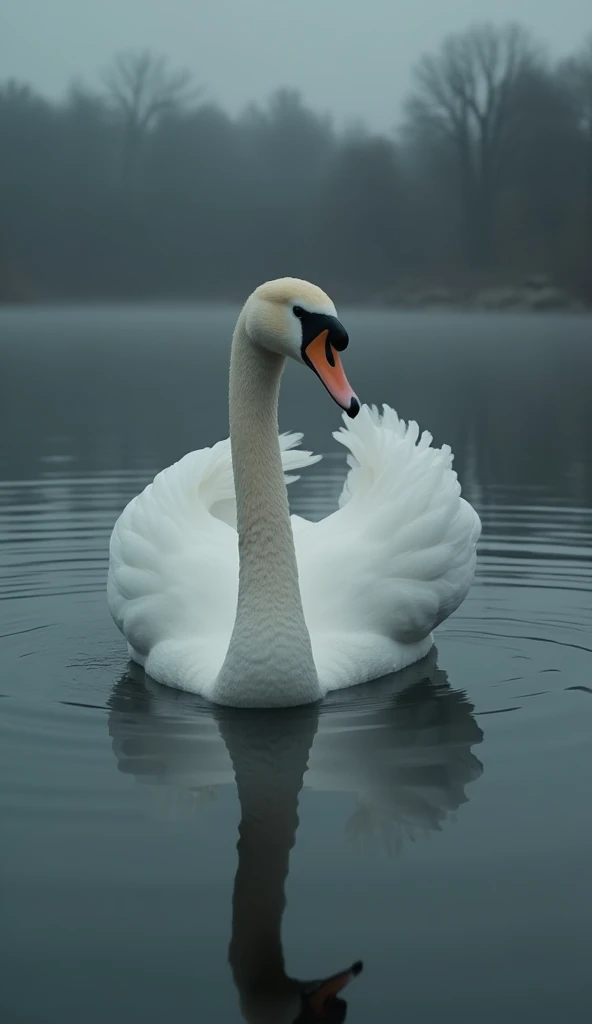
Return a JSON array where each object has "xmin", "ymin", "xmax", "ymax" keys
[{"xmin": 107, "ymin": 649, "xmax": 483, "ymax": 1022}]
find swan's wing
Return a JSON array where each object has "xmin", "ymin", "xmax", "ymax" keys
[
  {"xmin": 296, "ymin": 405, "xmax": 481, "ymax": 682},
  {"xmin": 107, "ymin": 432, "xmax": 320, "ymax": 688}
]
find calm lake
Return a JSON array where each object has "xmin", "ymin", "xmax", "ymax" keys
[{"xmin": 1, "ymin": 304, "xmax": 591, "ymax": 1023}]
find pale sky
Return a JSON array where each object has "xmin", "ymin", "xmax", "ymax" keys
[{"xmin": 1, "ymin": 0, "xmax": 590, "ymax": 130}]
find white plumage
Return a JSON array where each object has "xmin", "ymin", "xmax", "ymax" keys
[{"xmin": 108, "ymin": 402, "xmax": 480, "ymax": 700}]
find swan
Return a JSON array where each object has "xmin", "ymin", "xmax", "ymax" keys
[
  {"xmin": 107, "ymin": 655, "xmax": 483, "ymax": 1020},
  {"xmin": 107, "ymin": 278, "xmax": 481, "ymax": 707}
]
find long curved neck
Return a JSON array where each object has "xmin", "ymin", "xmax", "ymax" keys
[
  {"xmin": 214, "ymin": 314, "xmax": 320, "ymax": 707},
  {"xmin": 230, "ymin": 316, "xmax": 300, "ymax": 608}
]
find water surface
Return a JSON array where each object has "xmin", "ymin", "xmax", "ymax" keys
[{"xmin": 1, "ymin": 305, "xmax": 591, "ymax": 1022}]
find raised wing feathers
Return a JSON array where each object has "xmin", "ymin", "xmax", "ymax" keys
[{"xmin": 297, "ymin": 405, "xmax": 481, "ymax": 646}]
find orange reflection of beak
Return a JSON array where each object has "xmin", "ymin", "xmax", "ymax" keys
[
  {"xmin": 304, "ymin": 330, "xmax": 360, "ymax": 418},
  {"xmin": 308, "ymin": 961, "xmax": 363, "ymax": 1016}
]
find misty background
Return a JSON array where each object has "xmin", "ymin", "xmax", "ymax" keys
[{"xmin": 1, "ymin": 4, "xmax": 591, "ymax": 305}]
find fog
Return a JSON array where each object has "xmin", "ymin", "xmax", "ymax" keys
[
  {"xmin": 1, "ymin": 4, "xmax": 591, "ymax": 305},
  {"xmin": 2, "ymin": 0, "xmax": 590, "ymax": 127}
]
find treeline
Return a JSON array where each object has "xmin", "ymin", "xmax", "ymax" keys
[{"xmin": 1, "ymin": 22, "xmax": 591, "ymax": 304}]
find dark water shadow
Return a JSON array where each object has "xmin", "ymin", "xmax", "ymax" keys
[{"xmin": 107, "ymin": 650, "xmax": 484, "ymax": 1022}]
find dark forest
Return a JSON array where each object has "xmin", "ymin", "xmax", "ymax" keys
[{"xmin": 1, "ymin": 21, "xmax": 591, "ymax": 306}]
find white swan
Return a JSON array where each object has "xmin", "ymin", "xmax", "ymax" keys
[{"xmin": 107, "ymin": 278, "xmax": 481, "ymax": 707}]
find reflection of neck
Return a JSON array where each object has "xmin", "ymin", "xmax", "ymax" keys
[
  {"xmin": 213, "ymin": 315, "xmax": 319, "ymax": 706},
  {"xmin": 219, "ymin": 712, "xmax": 318, "ymax": 1003},
  {"xmin": 230, "ymin": 768, "xmax": 301, "ymax": 989}
]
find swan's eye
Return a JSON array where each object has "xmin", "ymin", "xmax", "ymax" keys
[{"xmin": 293, "ymin": 306, "xmax": 305, "ymax": 318}]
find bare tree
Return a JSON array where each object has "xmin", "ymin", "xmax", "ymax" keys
[
  {"xmin": 560, "ymin": 35, "xmax": 592, "ymax": 280},
  {"xmin": 560, "ymin": 35, "xmax": 592, "ymax": 138},
  {"xmin": 405, "ymin": 22, "xmax": 539, "ymax": 268},
  {"xmin": 102, "ymin": 50, "xmax": 199, "ymax": 184}
]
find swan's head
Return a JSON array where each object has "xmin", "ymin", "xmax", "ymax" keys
[{"xmin": 243, "ymin": 277, "xmax": 360, "ymax": 419}]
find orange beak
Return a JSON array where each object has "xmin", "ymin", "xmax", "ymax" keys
[{"xmin": 303, "ymin": 330, "xmax": 360, "ymax": 418}]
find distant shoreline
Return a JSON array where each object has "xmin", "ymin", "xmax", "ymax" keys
[{"xmin": 1, "ymin": 287, "xmax": 590, "ymax": 314}]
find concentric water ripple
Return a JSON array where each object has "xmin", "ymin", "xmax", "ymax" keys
[{"xmin": 2, "ymin": 306, "xmax": 592, "ymax": 1023}]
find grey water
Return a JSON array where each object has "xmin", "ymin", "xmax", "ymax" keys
[{"xmin": 1, "ymin": 304, "xmax": 591, "ymax": 1023}]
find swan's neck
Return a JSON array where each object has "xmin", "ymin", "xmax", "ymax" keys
[{"xmin": 214, "ymin": 314, "xmax": 320, "ymax": 707}]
